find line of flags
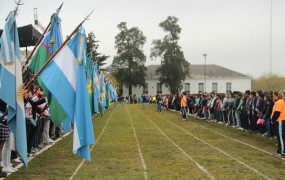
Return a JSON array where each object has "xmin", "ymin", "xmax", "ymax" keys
[{"xmin": 0, "ymin": 7, "xmax": 117, "ymax": 165}]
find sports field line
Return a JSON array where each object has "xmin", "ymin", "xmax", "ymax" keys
[
  {"xmin": 126, "ymin": 106, "xmax": 148, "ymax": 180},
  {"xmin": 149, "ymin": 110, "xmax": 271, "ymax": 180},
  {"xmin": 166, "ymin": 109, "xmax": 273, "ymax": 156},
  {"xmin": 137, "ymin": 109, "xmax": 216, "ymax": 180},
  {"xmin": 69, "ymin": 108, "xmax": 117, "ymax": 180}
]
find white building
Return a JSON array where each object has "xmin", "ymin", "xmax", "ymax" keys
[{"xmin": 123, "ymin": 64, "xmax": 251, "ymax": 96}]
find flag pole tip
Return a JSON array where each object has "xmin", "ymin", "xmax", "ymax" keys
[{"xmin": 85, "ymin": 9, "xmax": 95, "ymax": 21}]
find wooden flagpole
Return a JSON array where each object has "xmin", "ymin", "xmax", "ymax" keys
[
  {"xmin": 22, "ymin": 2, "xmax": 64, "ymax": 71},
  {"xmin": 25, "ymin": 9, "xmax": 94, "ymax": 90}
]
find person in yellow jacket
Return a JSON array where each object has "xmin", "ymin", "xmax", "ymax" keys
[
  {"xmin": 271, "ymin": 91, "xmax": 285, "ymax": 157},
  {"xmin": 181, "ymin": 92, "xmax": 188, "ymax": 120}
]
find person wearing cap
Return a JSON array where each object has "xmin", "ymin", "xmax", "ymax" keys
[{"xmin": 271, "ymin": 91, "xmax": 285, "ymax": 157}]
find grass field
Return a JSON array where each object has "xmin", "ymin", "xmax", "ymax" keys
[{"xmin": 6, "ymin": 104, "xmax": 285, "ymax": 179}]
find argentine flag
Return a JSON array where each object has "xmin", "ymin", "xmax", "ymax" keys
[
  {"xmin": 40, "ymin": 26, "xmax": 95, "ymax": 161},
  {"xmin": 0, "ymin": 12, "xmax": 28, "ymax": 166}
]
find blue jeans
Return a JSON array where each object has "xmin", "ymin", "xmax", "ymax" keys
[
  {"xmin": 157, "ymin": 104, "xmax": 162, "ymax": 112},
  {"xmin": 235, "ymin": 111, "xmax": 241, "ymax": 128},
  {"xmin": 266, "ymin": 117, "xmax": 272, "ymax": 136},
  {"xmin": 204, "ymin": 106, "xmax": 209, "ymax": 119}
]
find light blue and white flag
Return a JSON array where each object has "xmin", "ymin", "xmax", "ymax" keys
[
  {"xmin": 40, "ymin": 26, "xmax": 95, "ymax": 161},
  {"xmin": 0, "ymin": 11, "xmax": 28, "ymax": 166}
]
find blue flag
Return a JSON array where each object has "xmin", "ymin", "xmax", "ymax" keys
[
  {"xmin": 40, "ymin": 26, "xmax": 95, "ymax": 161},
  {"xmin": 0, "ymin": 12, "xmax": 28, "ymax": 166},
  {"xmin": 93, "ymin": 64, "xmax": 99, "ymax": 113}
]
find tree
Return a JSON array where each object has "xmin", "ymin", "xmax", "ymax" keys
[
  {"xmin": 86, "ymin": 32, "xmax": 109, "ymax": 69},
  {"xmin": 151, "ymin": 16, "xmax": 190, "ymax": 94},
  {"xmin": 112, "ymin": 22, "xmax": 146, "ymax": 95},
  {"xmin": 252, "ymin": 73, "xmax": 285, "ymax": 92}
]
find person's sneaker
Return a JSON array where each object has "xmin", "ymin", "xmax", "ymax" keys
[
  {"xmin": 13, "ymin": 157, "xmax": 21, "ymax": 163},
  {"xmin": 9, "ymin": 165, "xmax": 17, "ymax": 172},
  {"xmin": 0, "ymin": 172, "xmax": 7, "ymax": 178},
  {"xmin": 31, "ymin": 148, "xmax": 38, "ymax": 153},
  {"xmin": 2, "ymin": 167, "xmax": 15, "ymax": 173},
  {"xmin": 275, "ymin": 153, "xmax": 282, "ymax": 158},
  {"xmin": 38, "ymin": 144, "xmax": 44, "ymax": 149}
]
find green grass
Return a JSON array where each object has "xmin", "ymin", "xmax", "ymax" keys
[{"xmin": 7, "ymin": 104, "xmax": 285, "ymax": 179}]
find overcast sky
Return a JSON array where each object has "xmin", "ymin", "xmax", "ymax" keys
[{"xmin": 1, "ymin": 0, "xmax": 285, "ymax": 78}]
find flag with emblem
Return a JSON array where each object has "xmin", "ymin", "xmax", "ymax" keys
[
  {"xmin": 0, "ymin": 11, "xmax": 28, "ymax": 166},
  {"xmin": 86, "ymin": 55, "xmax": 94, "ymax": 115},
  {"xmin": 28, "ymin": 13, "xmax": 68, "ymax": 126}
]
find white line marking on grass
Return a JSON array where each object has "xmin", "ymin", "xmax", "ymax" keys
[
  {"xmin": 126, "ymin": 106, "xmax": 148, "ymax": 180},
  {"xmin": 69, "ymin": 108, "xmax": 117, "ymax": 180},
  {"xmin": 12, "ymin": 132, "xmax": 71, "ymax": 172},
  {"xmin": 138, "ymin": 109, "xmax": 216, "ymax": 180},
  {"xmin": 167, "ymin": 111, "xmax": 274, "ymax": 156},
  {"xmin": 163, "ymin": 117, "xmax": 272, "ymax": 180}
]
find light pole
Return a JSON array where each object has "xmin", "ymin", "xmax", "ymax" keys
[{"xmin": 203, "ymin": 54, "xmax": 207, "ymax": 92}]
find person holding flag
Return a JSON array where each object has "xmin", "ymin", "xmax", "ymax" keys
[
  {"xmin": 0, "ymin": 11, "xmax": 28, "ymax": 167},
  {"xmin": 28, "ymin": 13, "xmax": 68, "ymax": 127}
]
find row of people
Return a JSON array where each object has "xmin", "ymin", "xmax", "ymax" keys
[
  {"xmin": 0, "ymin": 86, "xmax": 66, "ymax": 177},
  {"xmin": 139, "ymin": 90, "xmax": 285, "ymax": 158}
]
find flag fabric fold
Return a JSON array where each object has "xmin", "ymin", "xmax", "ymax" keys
[
  {"xmin": 99, "ymin": 73, "xmax": 105, "ymax": 117},
  {"xmin": 0, "ymin": 12, "xmax": 28, "ymax": 166},
  {"xmin": 40, "ymin": 26, "xmax": 95, "ymax": 161},
  {"xmin": 86, "ymin": 55, "xmax": 94, "ymax": 115},
  {"xmin": 93, "ymin": 64, "xmax": 99, "ymax": 113}
]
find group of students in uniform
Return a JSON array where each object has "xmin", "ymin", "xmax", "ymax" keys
[
  {"xmin": 141, "ymin": 90, "xmax": 285, "ymax": 158},
  {"xmin": 0, "ymin": 85, "xmax": 65, "ymax": 177}
]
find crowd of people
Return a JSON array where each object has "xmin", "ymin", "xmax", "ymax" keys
[
  {"xmin": 0, "ymin": 85, "xmax": 66, "ymax": 177},
  {"xmin": 138, "ymin": 90, "xmax": 285, "ymax": 159}
]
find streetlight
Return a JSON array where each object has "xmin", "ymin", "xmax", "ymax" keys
[{"xmin": 203, "ymin": 54, "xmax": 207, "ymax": 92}]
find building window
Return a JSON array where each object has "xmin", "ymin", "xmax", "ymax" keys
[
  {"xmin": 157, "ymin": 83, "xmax": 162, "ymax": 94},
  {"xmin": 226, "ymin": 82, "xmax": 232, "ymax": 92},
  {"xmin": 143, "ymin": 83, "xmax": 148, "ymax": 94},
  {"xmin": 185, "ymin": 83, "xmax": 190, "ymax": 93},
  {"xmin": 198, "ymin": 83, "xmax": 204, "ymax": 93},
  {"xmin": 212, "ymin": 83, "xmax": 218, "ymax": 93}
]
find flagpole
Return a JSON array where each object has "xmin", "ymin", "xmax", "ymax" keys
[
  {"xmin": 25, "ymin": 9, "xmax": 95, "ymax": 90},
  {"xmin": 22, "ymin": 2, "xmax": 64, "ymax": 71}
]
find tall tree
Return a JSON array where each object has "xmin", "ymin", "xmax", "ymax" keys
[
  {"xmin": 112, "ymin": 22, "xmax": 146, "ymax": 95},
  {"xmin": 151, "ymin": 16, "xmax": 190, "ymax": 94},
  {"xmin": 252, "ymin": 73, "xmax": 285, "ymax": 91},
  {"xmin": 86, "ymin": 32, "xmax": 109, "ymax": 69}
]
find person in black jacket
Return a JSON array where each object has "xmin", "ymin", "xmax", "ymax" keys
[{"xmin": 264, "ymin": 96, "xmax": 274, "ymax": 137}]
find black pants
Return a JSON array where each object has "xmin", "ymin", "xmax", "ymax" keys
[
  {"xmin": 241, "ymin": 111, "xmax": 249, "ymax": 129},
  {"xmin": 26, "ymin": 120, "xmax": 37, "ymax": 153},
  {"xmin": 250, "ymin": 113, "xmax": 258, "ymax": 131}
]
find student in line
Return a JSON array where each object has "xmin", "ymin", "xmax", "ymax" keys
[
  {"xmin": 156, "ymin": 95, "xmax": 163, "ymax": 113},
  {"xmin": 181, "ymin": 92, "xmax": 187, "ymax": 120},
  {"xmin": 271, "ymin": 91, "xmax": 285, "ymax": 157}
]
